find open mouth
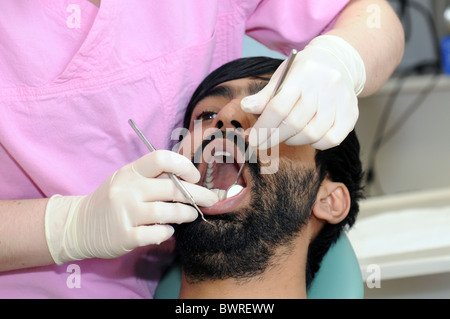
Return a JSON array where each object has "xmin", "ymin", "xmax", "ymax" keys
[{"xmin": 196, "ymin": 137, "xmax": 252, "ymax": 215}]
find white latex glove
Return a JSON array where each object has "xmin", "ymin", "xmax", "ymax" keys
[
  {"xmin": 45, "ymin": 150, "xmax": 218, "ymax": 265},
  {"xmin": 242, "ymin": 35, "xmax": 366, "ymax": 150}
]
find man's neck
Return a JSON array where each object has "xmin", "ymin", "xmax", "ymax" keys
[
  {"xmin": 178, "ymin": 241, "xmax": 308, "ymax": 299},
  {"xmin": 179, "ymin": 275, "xmax": 307, "ymax": 299}
]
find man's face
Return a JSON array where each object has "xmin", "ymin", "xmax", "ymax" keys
[{"xmin": 175, "ymin": 77, "xmax": 321, "ymax": 282}]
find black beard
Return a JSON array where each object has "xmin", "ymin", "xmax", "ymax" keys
[{"xmin": 174, "ymin": 158, "xmax": 321, "ymax": 283}]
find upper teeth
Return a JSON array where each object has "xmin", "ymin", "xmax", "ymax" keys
[
  {"xmin": 203, "ymin": 151, "xmax": 231, "ymax": 201},
  {"xmin": 203, "ymin": 162, "xmax": 215, "ymax": 189},
  {"xmin": 213, "ymin": 151, "xmax": 231, "ymax": 157}
]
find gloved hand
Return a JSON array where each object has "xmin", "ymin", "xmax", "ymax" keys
[
  {"xmin": 45, "ymin": 150, "xmax": 218, "ymax": 265},
  {"xmin": 241, "ymin": 35, "xmax": 366, "ymax": 150}
]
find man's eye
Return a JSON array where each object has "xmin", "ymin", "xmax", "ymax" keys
[{"xmin": 196, "ymin": 111, "xmax": 217, "ymax": 121}]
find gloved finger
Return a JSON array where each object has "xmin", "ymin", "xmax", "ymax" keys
[
  {"xmin": 285, "ymin": 96, "xmax": 336, "ymax": 146},
  {"xmin": 249, "ymin": 80, "xmax": 302, "ymax": 147},
  {"xmin": 250, "ymin": 57, "xmax": 321, "ymax": 149},
  {"xmin": 311, "ymin": 121, "xmax": 351, "ymax": 150},
  {"xmin": 133, "ymin": 201, "xmax": 198, "ymax": 225},
  {"xmin": 311, "ymin": 96, "xmax": 358, "ymax": 150},
  {"xmin": 257, "ymin": 90, "xmax": 317, "ymax": 150},
  {"xmin": 132, "ymin": 150, "xmax": 200, "ymax": 183},
  {"xmin": 130, "ymin": 224, "xmax": 175, "ymax": 247},
  {"xmin": 240, "ymin": 59, "xmax": 286, "ymax": 114},
  {"xmin": 138, "ymin": 178, "xmax": 219, "ymax": 207}
]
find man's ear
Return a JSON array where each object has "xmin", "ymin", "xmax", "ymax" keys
[{"xmin": 312, "ymin": 179, "xmax": 350, "ymax": 224}]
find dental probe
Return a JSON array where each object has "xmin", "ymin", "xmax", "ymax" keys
[
  {"xmin": 128, "ymin": 119, "xmax": 209, "ymax": 223},
  {"xmin": 225, "ymin": 49, "xmax": 298, "ymax": 199}
]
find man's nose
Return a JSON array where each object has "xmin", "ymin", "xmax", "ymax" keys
[{"xmin": 212, "ymin": 99, "xmax": 251, "ymax": 132}]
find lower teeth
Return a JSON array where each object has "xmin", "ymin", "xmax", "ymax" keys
[
  {"xmin": 211, "ymin": 189, "xmax": 227, "ymax": 201},
  {"xmin": 209, "ymin": 187, "xmax": 245, "ymax": 201}
]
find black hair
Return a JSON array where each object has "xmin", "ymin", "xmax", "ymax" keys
[
  {"xmin": 307, "ymin": 130, "xmax": 364, "ymax": 286},
  {"xmin": 182, "ymin": 56, "xmax": 364, "ymax": 288}
]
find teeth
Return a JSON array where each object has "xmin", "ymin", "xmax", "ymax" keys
[
  {"xmin": 203, "ymin": 153, "xmax": 241, "ymax": 202},
  {"xmin": 204, "ymin": 161, "xmax": 215, "ymax": 189},
  {"xmin": 204, "ymin": 151, "xmax": 232, "ymax": 186},
  {"xmin": 204, "ymin": 181, "xmax": 214, "ymax": 189},
  {"xmin": 211, "ymin": 189, "xmax": 227, "ymax": 201},
  {"xmin": 214, "ymin": 151, "xmax": 231, "ymax": 157}
]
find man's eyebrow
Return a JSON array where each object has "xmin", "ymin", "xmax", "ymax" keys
[
  {"xmin": 205, "ymin": 85, "xmax": 235, "ymax": 100},
  {"xmin": 204, "ymin": 79, "xmax": 270, "ymax": 100},
  {"xmin": 248, "ymin": 80, "xmax": 269, "ymax": 95}
]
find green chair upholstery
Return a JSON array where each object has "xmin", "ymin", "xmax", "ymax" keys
[
  {"xmin": 154, "ymin": 233, "xmax": 363, "ymax": 299},
  {"xmin": 307, "ymin": 233, "xmax": 364, "ymax": 299}
]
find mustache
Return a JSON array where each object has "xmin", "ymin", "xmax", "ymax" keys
[{"xmin": 191, "ymin": 129, "xmax": 258, "ymax": 167}]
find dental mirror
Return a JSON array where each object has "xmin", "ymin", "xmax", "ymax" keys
[
  {"xmin": 225, "ymin": 49, "xmax": 298, "ymax": 199},
  {"xmin": 225, "ymin": 163, "xmax": 245, "ymax": 199}
]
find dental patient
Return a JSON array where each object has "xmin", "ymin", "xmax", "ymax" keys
[{"xmin": 174, "ymin": 57, "xmax": 364, "ymax": 299}]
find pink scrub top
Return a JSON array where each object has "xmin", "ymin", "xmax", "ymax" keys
[{"xmin": 0, "ymin": 0, "xmax": 349, "ymax": 298}]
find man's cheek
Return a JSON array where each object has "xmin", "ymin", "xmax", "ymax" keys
[
  {"xmin": 258, "ymin": 146, "xmax": 280, "ymax": 175},
  {"xmin": 172, "ymin": 123, "xmax": 206, "ymax": 161},
  {"xmin": 255, "ymin": 129, "xmax": 280, "ymax": 175},
  {"xmin": 171, "ymin": 127, "xmax": 192, "ymax": 159}
]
